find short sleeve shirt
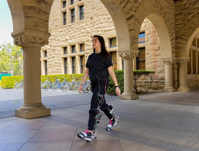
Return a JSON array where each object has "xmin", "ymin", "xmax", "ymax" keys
[{"xmin": 86, "ymin": 53, "xmax": 113, "ymax": 81}]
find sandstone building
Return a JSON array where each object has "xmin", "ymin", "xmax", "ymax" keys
[{"xmin": 7, "ymin": 0, "xmax": 199, "ymax": 118}]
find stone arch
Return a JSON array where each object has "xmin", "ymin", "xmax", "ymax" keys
[
  {"xmin": 185, "ymin": 28, "xmax": 199, "ymax": 57},
  {"xmin": 175, "ymin": 13, "xmax": 199, "ymax": 57},
  {"xmin": 100, "ymin": 0, "xmax": 130, "ymax": 52},
  {"xmin": 118, "ymin": 0, "xmax": 175, "ymax": 58}
]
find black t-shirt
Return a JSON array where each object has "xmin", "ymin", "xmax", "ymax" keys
[{"xmin": 86, "ymin": 53, "xmax": 113, "ymax": 81}]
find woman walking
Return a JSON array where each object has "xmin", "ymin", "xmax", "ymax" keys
[{"xmin": 77, "ymin": 35, "xmax": 121, "ymax": 142}]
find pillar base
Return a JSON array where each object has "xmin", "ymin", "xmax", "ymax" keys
[
  {"xmin": 177, "ymin": 86, "xmax": 190, "ymax": 92},
  {"xmin": 119, "ymin": 93, "xmax": 139, "ymax": 100},
  {"xmin": 163, "ymin": 87, "xmax": 175, "ymax": 92},
  {"xmin": 15, "ymin": 108, "xmax": 51, "ymax": 119}
]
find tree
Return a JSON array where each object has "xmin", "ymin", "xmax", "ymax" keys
[{"xmin": 0, "ymin": 42, "xmax": 23, "ymax": 75}]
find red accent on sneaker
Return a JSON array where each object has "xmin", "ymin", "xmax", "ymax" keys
[
  {"xmin": 85, "ymin": 130, "xmax": 90, "ymax": 133},
  {"xmin": 109, "ymin": 119, "xmax": 112, "ymax": 125}
]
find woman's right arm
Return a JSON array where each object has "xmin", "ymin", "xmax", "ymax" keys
[{"xmin": 78, "ymin": 67, "xmax": 89, "ymax": 94}]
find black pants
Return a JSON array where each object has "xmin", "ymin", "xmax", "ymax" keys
[{"xmin": 88, "ymin": 78, "xmax": 113, "ymax": 131}]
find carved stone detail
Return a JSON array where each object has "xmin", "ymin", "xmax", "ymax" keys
[
  {"xmin": 175, "ymin": 58, "xmax": 190, "ymax": 64},
  {"xmin": 118, "ymin": 51, "xmax": 138, "ymax": 60},
  {"xmin": 14, "ymin": 35, "xmax": 49, "ymax": 48},
  {"xmin": 162, "ymin": 58, "xmax": 174, "ymax": 64}
]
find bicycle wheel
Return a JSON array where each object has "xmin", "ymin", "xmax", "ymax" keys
[
  {"xmin": 52, "ymin": 83, "xmax": 59, "ymax": 91},
  {"xmin": 82, "ymin": 84, "xmax": 89, "ymax": 93},
  {"xmin": 15, "ymin": 83, "xmax": 20, "ymax": 89},
  {"xmin": 42, "ymin": 82, "xmax": 49, "ymax": 91},
  {"xmin": 71, "ymin": 84, "xmax": 76, "ymax": 92},
  {"xmin": 61, "ymin": 82, "xmax": 70, "ymax": 92}
]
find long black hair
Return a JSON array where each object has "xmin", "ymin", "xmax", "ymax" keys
[{"xmin": 93, "ymin": 35, "xmax": 111, "ymax": 59}]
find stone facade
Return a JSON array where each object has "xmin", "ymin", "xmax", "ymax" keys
[
  {"xmin": 40, "ymin": 0, "xmax": 168, "ymax": 91},
  {"xmin": 40, "ymin": 0, "xmax": 166, "ymax": 90}
]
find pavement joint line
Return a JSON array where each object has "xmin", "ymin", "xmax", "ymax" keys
[
  {"xmin": 188, "ymin": 137, "xmax": 199, "ymax": 147},
  {"xmin": 69, "ymin": 128, "xmax": 78, "ymax": 151}
]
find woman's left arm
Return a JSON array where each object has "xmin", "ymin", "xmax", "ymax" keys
[{"xmin": 107, "ymin": 66, "xmax": 121, "ymax": 96}]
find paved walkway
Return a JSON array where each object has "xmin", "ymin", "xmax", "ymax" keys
[{"xmin": 1, "ymin": 88, "xmax": 199, "ymax": 151}]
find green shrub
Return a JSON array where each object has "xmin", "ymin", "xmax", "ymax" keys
[
  {"xmin": 1, "ymin": 70, "xmax": 154, "ymax": 93},
  {"xmin": 1, "ymin": 74, "xmax": 84, "ymax": 89},
  {"xmin": 107, "ymin": 70, "xmax": 124, "ymax": 95},
  {"xmin": 1, "ymin": 76, "xmax": 23, "ymax": 89}
]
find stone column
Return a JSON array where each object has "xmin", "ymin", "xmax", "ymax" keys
[
  {"xmin": 118, "ymin": 51, "xmax": 139, "ymax": 100},
  {"xmin": 177, "ymin": 58, "xmax": 190, "ymax": 92},
  {"xmin": 162, "ymin": 58, "xmax": 175, "ymax": 92},
  {"xmin": 13, "ymin": 31, "xmax": 51, "ymax": 119},
  {"xmin": 15, "ymin": 47, "xmax": 50, "ymax": 118}
]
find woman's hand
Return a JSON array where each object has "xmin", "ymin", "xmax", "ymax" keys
[
  {"xmin": 116, "ymin": 87, "xmax": 121, "ymax": 96},
  {"xmin": 78, "ymin": 85, "xmax": 83, "ymax": 94}
]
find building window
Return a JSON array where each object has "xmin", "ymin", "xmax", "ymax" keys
[
  {"xmin": 136, "ymin": 48, "xmax": 145, "ymax": 70},
  {"xmin": 138, "ymin": 32, "xmax": 145, "ymax": 44},
  {"xmin": 63, "ymin": 12, "xmax": 67, "ymax": 25},
  {"xmin": 71, "ymin": 0, "xmax": 75, "ymax": 5},
  {"xmin": 62, "ymin": 0, "xmax": 66, "ymax": 8},
  {"xmin": 72, "ymin": 57, "xmax": 76, "ymax": 74},
  {"xmin": 44, "ymin": 60, "xmax": 47, "ymax": 75},
  {"xmin": 71, "ymin": 9, "xmax": 75, "ymax": 23},
  {"xmin": 63, "ymin": 47, "xmax": 67, "ymax": 54},
  {"xmin": 80, "ymin": 44, "xmax": 85, "ymax": 52},
  {"xmin": 80, "ymin": 56, "xmax": 85, "ymax": 73},
  {"xmin": 110, "ymin": 52, "xmax": 117, "ymax": 70},
  {"xmin": 44, "ymin": 51, "xmax": 47, "ymax": 57},
  {"xmin": 71, "ymin": 45, "xmax": 76, "ymax": 53},
  {"xmin": 64, "ymin": 58, "xmax": 67, "ymax": 74},
  {"xmin": 110, "ymin": 38, "xmax": 117, "ymax": 48},
  {"xmin": 79, "ymin": 5, "xmax": 84, "ymax": 20}
]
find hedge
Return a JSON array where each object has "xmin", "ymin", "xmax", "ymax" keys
[{"xmin": 0, "ymin": 70, "xmax": 155, "ymax": 95}]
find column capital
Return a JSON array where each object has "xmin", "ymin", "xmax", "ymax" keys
[
  {"xmin": 162, "ymin": 58, "xmax": 174, "ymax": 64},
  {"xmin": 175, "ymin": 57, "xmax": 190, "ymax": 64},
  {"xmin": 118, "ymin": 50, "xmax": 139, "ymax": 60},
  {"xmin": 12, "ymin": 29, "xmax": 50, "ymax": 49}
]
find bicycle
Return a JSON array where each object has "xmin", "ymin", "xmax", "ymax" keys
[
  {"xmin": 52, "ymin": 77, "xmax": 70, "ymax": 92},
  {"xmin": 68, "ymin": 76, "xmax": 80, "ymax": 92},
  {"xmin": 14, "ymin": 79, "xmax": 23, "ymax": 89},
  {"xmin": 82, "ymin": 80, "xmax": 91, "ymax": 93},
  {"xmin": 42, "ymin": 77, "xmax": 53, "ymax": 91}
]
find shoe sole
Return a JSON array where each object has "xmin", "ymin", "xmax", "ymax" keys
[{"xmin": 77, "ymin": 133, "xmax": 92, "ymax": 142}]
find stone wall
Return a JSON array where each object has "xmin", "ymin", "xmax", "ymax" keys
[{"xmin": 43, "ymin": 0, "xmax": 164, "ymax": 75}]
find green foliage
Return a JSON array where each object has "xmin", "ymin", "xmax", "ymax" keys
[
  {"xmin": 1, "ymin": 70, "xmax": 155, "ymax": 93},
  {"xmin": 1, "ymin": 74, "xmax": 84, "ymax": 89},
  {"xmin": 107, "ymin": 70, "xmax": 124, "ymax": 95},
  {"xmin": 1, "ymin": 76, "xmax": 23, "ymax": 89},
  {"xmin": 41, "ymin": 74, "xmax": 84, "ymax": 83},
  {"xmin": 0, "ymin": 42, "xmax": 23, "ymax": 75}
]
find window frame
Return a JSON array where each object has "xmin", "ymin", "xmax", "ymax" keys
[
  {"xmin": 63, "ymin": 11, "xmax": 67, "ymax": 25},
  {"xmin": 64, "ymin": 58, "xmax": 67, "ymax": 74},
  {"xmin": 109, "ymin": 38, "xmax": 117, "ymax": 48},
  {"xmin": 71, "ymin": 8, "xmax": 75, "ymax": 23},
  {"xmin": 71, "ymin": 45, "xmax": 76, "ymax": 53},
  {"xmin": 79, "ymin": 5, "xmax": 84, "ymax": 20}
]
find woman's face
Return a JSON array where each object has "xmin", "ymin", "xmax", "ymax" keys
[{"xmin": 92, "ymin": 37, "xmax": 101, "ymax": 49}]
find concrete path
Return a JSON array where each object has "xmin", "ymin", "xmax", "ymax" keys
[{"xmin": 0, "ymin": 88, "xmax": 199, "ymax": 151}]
